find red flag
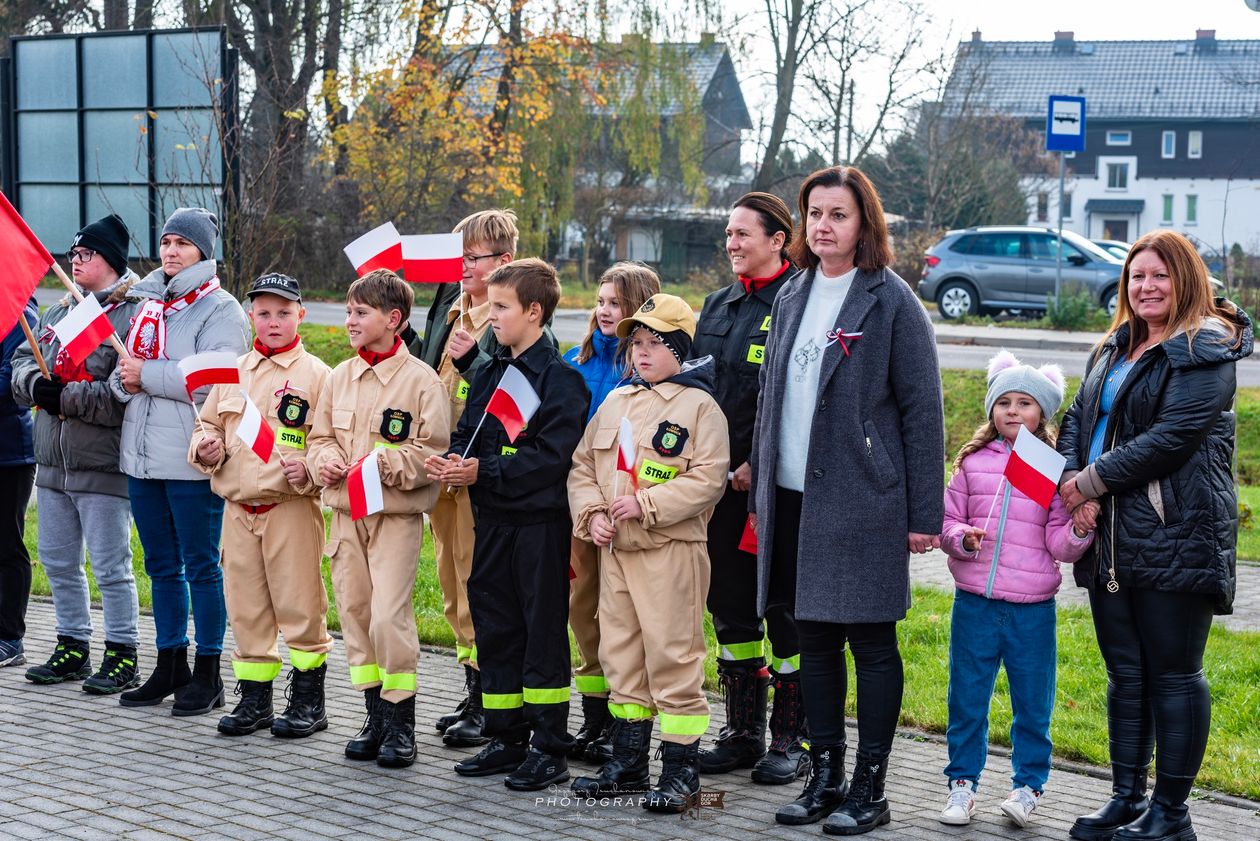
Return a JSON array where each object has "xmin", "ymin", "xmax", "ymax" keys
[
  {"xmin": 347, "ymin": 452, "xmax": 384, "ymax": 520},
  {"xmin": 1004, "ymin": 425, "xmax": 1067, "ymax": 510},
  {"xmin": 616, "ymin": 416, "xmax": 639, "ymax": 491},
  {"xmin": 739, "ymin": 515, "xmax": 758, "ymax": 554},
  {"xmin": 485, "ymin": 365, "xmax": 541, "ymax": 443},
  {"xmin": 51, "ymin": 294, "xmax": 114, "ymax": 366},
  {"xmin": 343, "ymin": 223, "xmax": 403, "ymax": 277},
  {"xmin": 0, "ymin": 191, "xmax": 54, "ymax": 334},
  {"xmin": 177, "ymin": 351, "xmax": 240, "ymax": 399},
  {"xmin": 401, "ymin": 233, "xmax": 463, "ymax": 284},
  {"xmin": 234, "ymin": 389, "xmax": 275, "ymax": 463}
]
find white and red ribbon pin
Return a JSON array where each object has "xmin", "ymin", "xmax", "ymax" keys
[{"xmin": 824, "ymin": 329, "xmax": 863, "ymax": 356}]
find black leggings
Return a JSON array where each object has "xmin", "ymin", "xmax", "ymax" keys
[
  {"xmin": 0, "ymin": 465, "xmax": 35, "ymax": 641},
  {"xmin": 768, "ymin": 486, "xmax": 903, "ymax": 755},
  {"xmin": 1089, "ymin": 585, "xmax": 1213, "ymax": 783}
]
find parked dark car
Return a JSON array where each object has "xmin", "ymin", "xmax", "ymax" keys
[{"xmin": 918, "ymin": 226, "xmax": 1125, "ymax": 319}]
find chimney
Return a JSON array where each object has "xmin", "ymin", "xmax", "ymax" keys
[
  {"xmin": 1195, "ymin": 29, "xmax": 1217, "ymax": 53},
  {"xmin": 971, "ymin": 30, "xmax": 982, "ymax": 43},
  {"xmin": 1053, "ymin": 30, "xmax": 1075, "ymax": 54},
  {"xmin": 699, "ymin": 31, "xmax": 715, "ymax": 48}
]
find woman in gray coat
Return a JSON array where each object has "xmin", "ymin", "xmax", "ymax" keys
[{"xmin": 750, "ymin": 166, "xmax": 945, "ymax": 834}]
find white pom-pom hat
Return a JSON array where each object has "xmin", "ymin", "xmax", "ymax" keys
[{"xmin": 984, "ymin": 350, "xmax": 1067, "ymax": 420}]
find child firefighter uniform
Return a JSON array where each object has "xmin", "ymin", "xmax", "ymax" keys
[{"xmin": 568, "ymin": 293, "xmax": 729, "ymax": 814}]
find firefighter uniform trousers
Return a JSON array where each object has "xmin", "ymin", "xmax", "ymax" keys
[
  {"xmin": 599, "ymin": 542, "xmax": 710, "ymax": 744},
  {"xmin": 568, "ymin": 536, "xmax": 606, "ymax": 697},
  {"xmin": 222, "ymin": 497, "xmax": 333, "ymax": 679},
  {"xmin": 706, "ymin": 486, "xmax": 799, "ymax": 674},
  {"xmin": 327, "ymin": 510, "xmax": 424, "ymax": 703},
  {"xmin": 468, "ymin": 516, "xmax": 575, "ymax": 755},
  {"xmin": 430, "ymin": 485, "xmax": 477, "ymax": 665}
]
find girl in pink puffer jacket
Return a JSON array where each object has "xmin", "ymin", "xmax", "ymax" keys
[{"xmin": 936, "ymin": 352, "xmax": 1097, "ymax": 830}]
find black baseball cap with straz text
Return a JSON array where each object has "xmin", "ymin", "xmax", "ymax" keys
[{"xmin": 248, "ymin": 273, "xmax": 302, "ymax": 302}]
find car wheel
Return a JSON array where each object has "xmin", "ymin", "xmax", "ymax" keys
[
  {"xmin": 937, "ymin": 281, "xmax": 979, "ymax": 320},
  {"xmin": 1103, "ymin": 286, "xmax": 1119, "ymax": 317}
]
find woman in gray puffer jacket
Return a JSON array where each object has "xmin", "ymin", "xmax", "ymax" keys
[{"xmin": 110, "ymin": 208, "xmax": 249, "ymax": 716}]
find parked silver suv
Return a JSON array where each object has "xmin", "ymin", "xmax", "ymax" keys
[{"xmin": 918, "ymin": 226, "xmax": 1125, "ymax": 320}]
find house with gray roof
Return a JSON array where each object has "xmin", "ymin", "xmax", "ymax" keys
[{"xmin": 946, "ymin": 29, "xmax": 1260, "ymax": 255}]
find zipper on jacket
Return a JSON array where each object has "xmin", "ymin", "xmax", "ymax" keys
[
  {"xmin": 985, "ymin": 478, "xmax": 1013, "ymax": 598},
  {"xmin": 865, "ymin": 436, "xmax": 872, "ymax": 458}
]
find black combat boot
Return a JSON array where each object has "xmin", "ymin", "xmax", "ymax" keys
[
  {"xmin": 435, "ymin": 664, "xmax": 472, "ymax": 733},
  {"xmin": 172, "ymin": 654, "xmax": 225, "ymax": 716},
  {"xmin": 443, "ymin": 666, "xmax": 489, "ymax": 747},
  {"xmin": 119, "ymin": 646, "xmax": 191, "ymax": 707},
  {"xmin": 752, "ymin": 671, "xmax": 810, "ymax": 784},
  {"xmin": 25, "ymin": 636, "xmax": 91, "ymax": 684},
  {"xmin": 345, "ymin": 686, "xmax": 384, "ymax": 760},
  {"xmin": 271, "ymin": 664, "xmax": 328, "ymax": 738},
  {"xmin": 1111, "ymin": 773, "xmax": 1197, "ymax": 841},
  {"xmin": 823, "ymin": 752, "xmax": 891, "ymax": 835},
  {"xmin": 570, "ymin": 695, "xmax": 612, "ymax": 761},
  {"xmin": 1071, "ymin": 764, "xmax": 1151, "ymax": 841},
  {"xmin": 505, "ymin": 748, "xmax": 570, "ymax": 791},
  {"xmin": 698, "ymin": 661, "xmax": 769, "ymax": 773},
  {"xmin": 82, "ymin": 643, "xmax": 141, "ymax": 694},
  {"xmin": 377, "ymin": 696, "xmax": 418, "ymax": 768},
  {"xmin": 217, "ymin": 680, "xmax": 274, "ymax": 736},
  {"xmin": 775, "ymin": 743, "xmax": 849, "ymax": 825},
  {"xmin": 572, "ymin": 718, "xmax": 653, "ymax": 796},
  {"xmin": 454, "ymin": 734, "xmax": 530, "ymax": 776},
  {"xmin": 643, "ymin": 741, "xmax": 701, "ymax": 814}
]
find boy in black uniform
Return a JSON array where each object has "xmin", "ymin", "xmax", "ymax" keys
[{"xmin": 425, "ymin": 258, "xmax": 590, "ymax": 791}]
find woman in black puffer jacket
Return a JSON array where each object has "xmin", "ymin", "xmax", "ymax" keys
[{"xmin": 1057, "ymin": 230, "xmax": 1252, "ymax": 841}]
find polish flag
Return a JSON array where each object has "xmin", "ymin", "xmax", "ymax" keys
[
  {"xmin": 178, "ymin": 351, "xmax": 240, "ymax": 399},
  {"xmin": 51, "ymin": 294, "xmax": 115, "ymax": 366},
  {"xmin": 0, "ymin": 191, "xmax": 54, "ymax": 334},
  {"xmin": 485, "ymin": 365, "xmax": 540, "ymax": 443},
  {"xmin": 347, "ymin": 452, "xmax": 385, "ymax": 521},
  {"xmin": 402, "ymin": 233, "xmax": 463, "ymax": 284},
  {"xmin": 343, "ymin": 222, "xmax": 403, "ymax": 276},
  {"xmin": 1004, "ymin": 425, "xmax": 1067, "ymax": 510},
  {"xmin": 739, "ymin": 515, "xmax": 758, "ymax": 554},
  {"xmin": 616, "ymin": 416, "xmax": 639, "ymax": 490},
  {"xmin": 234, "ymin": 389, "xmax": 275, "ymax": 463}
]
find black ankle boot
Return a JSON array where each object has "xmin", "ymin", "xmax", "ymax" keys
[
  {"xmin": 698, "ymin": 661, "xmax": 769, "ymax": 773},
  {"xmin": 171, "ymin": 654, "xmax": 226, "ymax": 716},
  {"xmin": 776, "ymin": 743, "xmax": 848, "ymax": 825},
  {"xmin": 25, "ymin": 636, "xmax": 91, "ymax": 684},
  {"xmin": 570, "ymin": 695, "xmax": 612, "ymax": 760},
  {"xmin": 1071, "ymin": 764, "xmax": 1151, "ymax": 841},
  {"xmin": 217, "ymin": 680, "xmax": 274, "ymax": 736},
  {"xmin": 83, "ymin": 643, "xmax": 140, "ymax": 695},
  {"xmin": 506, "ymin": 748, "xmax": 570, "ymax": 791},
  {"xmin": 585, "ymin": 714, "xmax": 615, "ymax": 764},
  {"xmin": 643, "ymin": 741, "xmax": 701, "ymax": 814},
  {"xmin": 443, "ymin": 667, "xmax": 489, "ymax": 747},
  {"xmin": 572, "ymin": 718, "xmax": 653, "ymax": 796},
  {"xmin": 345, "ymin": 686, "xmax": 384, "ymax": 760},
  {"xmin": 823, "ymin": 751, "xmax": 891, "ymax": 835},
  {"xmin": 271, "ymin": 664, "xmax": 328, "ymax": 738},
  {"xmin": 1112, "ymin": 773, "xmax": 1196, "ymax": 841},
  {"xmin": 377, "ymin": 696, "xmax": 417, "ymax": 768},
  {"xmin": 752, "ymin": 672, "xmax": 810, "ymax": 785},
  {"xmin": 436, "ymin": 664, "xmax": 472, "ymax": 733},
  {"xmin": 119, "ymin": 646, "xmax": 191, "ymax": 707},
  {"xmin": 454, "ymin": 735, "xmax": 530, "ymax": 776}
]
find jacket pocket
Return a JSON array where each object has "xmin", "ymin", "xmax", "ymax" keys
[
  {"xmin": 323, "ymin": 537, "xmax": 341, "ymax": 560},
  {"xmin": 862, "ymin": 420, "xmax": 899, "ymax": 490},
  {"xmin": 332, "ymin": 408, "xmax": 355, "ymax": 431},
  {"xmin": 1146, "ymin": 477, "xmax": 1181, "ymax": 526}
]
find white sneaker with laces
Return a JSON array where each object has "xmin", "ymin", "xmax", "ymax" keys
[
  {"xmin": 1000, "ymin": 785, "xmax": 1040, "ymax": 827},
  {"xmin": 939, "ymin": 779, "xmax": 976, "ymax": 825}
]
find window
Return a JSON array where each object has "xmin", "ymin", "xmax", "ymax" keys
[
  {"xmin": 1162, "ymin": 131, "xmax": 1176, "ymax": 158},
  {"xmin": 1106, "ymin": 130, "xmax": 1132, "ymax": 146},
  {"xmin": 1028, "ymin": 234, "xmax": 1086, "ymax": 261},
  {"xmin": 1036, "ymin": 192, "xmax": 1049, "ymax": 222},
  {"xmin": 1186, "ymin": 194, "xmax": 1198, "ymax": 224},
  {"xmin": 1162, "ymin": 195, "xmax": 1174, "ymax": 224},
  {"xmin": 1188, "ymin": 131, "xmax": 1203, "ymax": 159},
  {"xmin": 1062, "ymin": 191, "xmax": 1073, "ymax": 220},
  {"xmin": 1107, "ymin": 163, "xmax": 1129, "ymax": 190},
  {"xmin": 966, "ymin": 233, "xmax": 1024, "ymax": 258}
]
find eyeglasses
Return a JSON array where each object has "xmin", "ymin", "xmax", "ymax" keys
[
  {"xmin": 462, "ymin": 252, "xmax": 505, "ymax": 267},
  {"xmin": 68, "ymin": 248, "xmax": 97, "ymax": 263}
]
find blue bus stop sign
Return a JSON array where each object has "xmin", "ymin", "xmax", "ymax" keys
[{"xmin": 1046, "ymin": 95, "xmax": 1086, "ymax": 153}]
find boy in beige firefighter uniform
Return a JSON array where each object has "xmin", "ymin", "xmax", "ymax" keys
[
  {"xmin": 568, "ymin": 294, "xmax": 730, "ymax": 814},
  {"xmin": 189, "ymin": 273, "xmax": 334, "ymax": 739},
  {"xmin": 307, "ymin": 269, "xmax": 450, "ymax": 769}
]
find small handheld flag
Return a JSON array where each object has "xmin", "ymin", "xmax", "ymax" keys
[
  {"xmin": 616, "ymin": 417, "xmax": 639, "ymax": 491},
  {"xmin": 234, "ymin": 389, "xmax": 275, "ymax": 463},
  {"xmin": 401, "ymin": 233, "xmax": 463, "ymax": 284},
  {"xmin": 1004, "ymin": 426, "xmax": 1067, "ymax": 510},
  {"xmin": 485, "ymin": 365, "xmax": 540, "ymax": 443},
  {"xmin": 347, "ymin": 452, "xmax": 385, "ymax": 521},
  {"xmin": 51, "ymin": 294, "xmax": 114, "ymax": 366},
  {"xmin": 178, "ymin": 352, "xmax": 240, "ymax": 399},
  {"xmin": 343, "ymin": 222, "xmax": 403, "ymax": 277}
]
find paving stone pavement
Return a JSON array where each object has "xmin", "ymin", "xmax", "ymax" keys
[
  {"xmin": 910, "ymin": 552, "xmax": 1260, "ymax": 632},
  {"xmin": 1, "ymin": 600, "xmax": 1257, "ymax": 841}
]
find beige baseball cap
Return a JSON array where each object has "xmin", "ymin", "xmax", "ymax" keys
[{"xmin": 615, "ymin": 293, "xmax": 697, "ymax": 339}]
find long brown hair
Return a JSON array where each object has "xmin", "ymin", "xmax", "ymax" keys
[
  {"xmin": 576, "ymin": 262, "xmax": 661, "ymax": 366},
  {"xmin": 788, "ymin": 165, "xmax": 892, "ymax": 272},
  {"xmin": 732, "ymin": 191, "xmax": 795, "ymax": 264},
  {"xmin": 1101, "ymin": 229, "xmax": 1243, "ymax": 356},
  {"xmin": 952, "ymin": 416, "xmax": 1057, "ymax": 474}
]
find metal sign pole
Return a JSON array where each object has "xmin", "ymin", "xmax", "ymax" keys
[{"xmin": 1055, "ymin": 151, "xmax": 1065, "ymax": 306}]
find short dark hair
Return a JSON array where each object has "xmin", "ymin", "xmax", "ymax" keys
[
  {"xmin": 733, "ymin": 191, "xmax": 794, "ymax": 264},
  {"xmin": 788, "ymin": 166, "xmax": 892, "ymax": 272},
  {"xmin": 346, "ymin": 269, "xmax": 412, "ymax": 324},
  {"xmin": 486, "ymin": 258, "xmax": 561, "ymax": 323}
]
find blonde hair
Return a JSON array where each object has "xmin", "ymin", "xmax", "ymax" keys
[
  {"xmin": 576, "ymin": 262, "xmax": 662, "ymax": 367},
  {"xmin": 952, "ymin": 416, "xmax": 1057, "ymax": 474},
  {"xmin": 455, "ymin": 209, "xmax": 519, "ymax": 256}
]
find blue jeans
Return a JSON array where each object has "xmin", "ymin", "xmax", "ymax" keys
[
  {"xmin": 128, "ymin": 478, "xmax": 226, "ymax": 655},
  {"xmin": 944, "ymin": 588, "xmax": 1056, "ymax": 793}
]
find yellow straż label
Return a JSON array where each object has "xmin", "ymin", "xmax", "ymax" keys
[
  {"xmin": 277, "ymin": 428, "xmax": 306, "ymax": 449},
  {"xmin": 760, "ymin": 315, "xmax": 771, "ymax": 331},
  {"xmin": 638, "ymin": 459, "xmax": 678, "ymax": 483},
  {"xmin": 747, "ymin": 344, "xmax": 765, "ymax": 364},
  {"xmin": 501, "ymin": 445, "xmax": 517, "ymax": 456},
  {"xmin": 457, "ymin": 379, "xmax": 470, "ymax": 400}
]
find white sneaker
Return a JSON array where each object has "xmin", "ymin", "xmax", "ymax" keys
[
  {"xmin": 1000, "ymin": 785, "xmax": 1039, "ymax": 827},
  {"xmin": 939, "ymin": 779, "xmax": 976, "ymax": 825}
]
